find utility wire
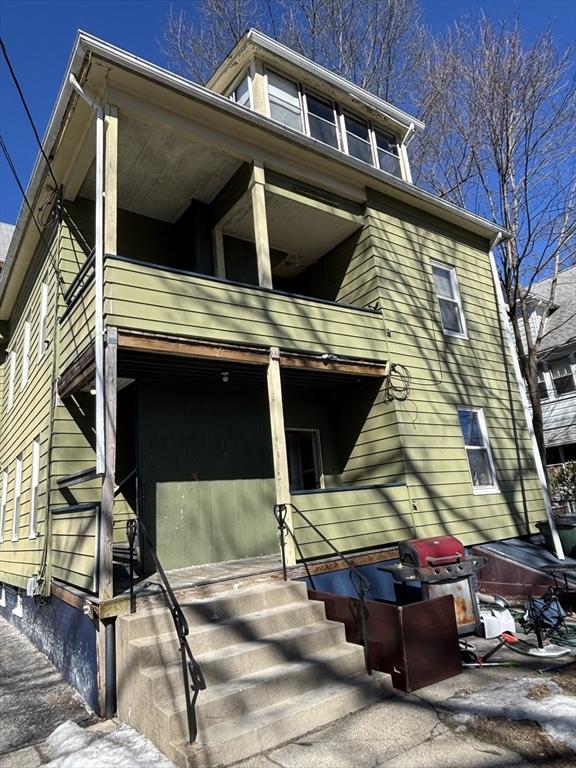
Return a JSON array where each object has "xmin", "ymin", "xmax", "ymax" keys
[
  {"xmin": 0, "ymin": 37, "xmax": 60, "ymax": 190},
  {"xmin": 0, "ymin": 133, "xmax": 66, "ymax": 295}
]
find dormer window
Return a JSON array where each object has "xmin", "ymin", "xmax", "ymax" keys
[
  {"xmin": 230, "ymin": 72, "xmax": 252, "ymax": 108},
  {"xmin": 262, "ymin": 68, "xmax": 403, "ymax": 178}
]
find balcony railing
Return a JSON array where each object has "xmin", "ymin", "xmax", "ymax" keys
[{"xmin": 102, "ymin": 256, "xmax": 387, "ymax": 361}]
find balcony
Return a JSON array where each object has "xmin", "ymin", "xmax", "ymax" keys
[{"xmin": 102, "ymin": 256, "xmax": 387, "ymax": 362}]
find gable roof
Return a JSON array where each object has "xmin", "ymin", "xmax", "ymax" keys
[
  {"xmin": 0, "ymin": 222, "xmax": 15, "ymax": 266},
  {"xmin": 533, "ymin": 264, "xmax": 576, "ymax": 355}
]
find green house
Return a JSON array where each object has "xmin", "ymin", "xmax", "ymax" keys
[{"xmin": 0, "ymin": 30, "xmax": 550, "ymax": 719}]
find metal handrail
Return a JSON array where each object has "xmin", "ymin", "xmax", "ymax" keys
[
  {"xmin": 126, "ymin": 519, "xmax": 206, "ymax": 743},
  {"xmin": 273, "ymin": 503, "xmax": 373, "ymax": 676}
]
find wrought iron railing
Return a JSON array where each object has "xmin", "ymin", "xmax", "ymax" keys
[
  {"xmin": 273, "ymin": 503, "xmax": 373, "ymax": 676},
  {"xmin": 126, "ymin": 519, "xmax": 206, "ymax": 743}
]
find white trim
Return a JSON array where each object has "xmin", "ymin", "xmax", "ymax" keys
[
  {"xmin": 457, "ymin": 406, "xmax": 500, "ymax": 495},
  {"xmin": 0, "ymin": 469, "xmax": 8, "ymax": 543},
  {"xmin": 29, "ymin": 438, "xmax": 40, "ymax": 539},
  {"xmin": 7, "ymin": 350, "xmax": 16, "ymax": 412},
  {"xmin": 21, "ymin": 319, "xmax": 31, "ymax": 390},
  {"xmin": 38, "ymin": 280, "xmax": 49, "ymax": 360},
  {"xmin": 12, "ymin": 454, "xmax": 22, "ymax": 542},
  {"xmin": 431, "ymin": 261, "xmax": 469, "ymax": 340},
  {"xmin": 488, "ymin": 235, "xmax": 564, "ymax": 559}
]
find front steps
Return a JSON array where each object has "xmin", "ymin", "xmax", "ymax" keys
[{"xmin": 117, "ymin": 578, "xmax": 390, "ymax": 767}]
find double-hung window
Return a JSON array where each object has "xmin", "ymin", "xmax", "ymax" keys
[
  {"xmin": 230, "ymin": 73, "xmax": 251, "ymax": 108},
  {"xmin": 342, "ymin": 112, "xmax": 373, "ymax": 164},
  {"xmin": 432, "ymin": 262, "xmax": 468, "ymax": 338},
  {"xmin": 304, "ymin": 93, "xmax": 339, "ymax": 149},
  {"xmin": 7, "ymin": 350, "xmax": 16, "ymax": 411},
  {"xmin": 537, "ymin": 364, "xmax": 550, "ymax": 401},
  {"xmin": 458, "ymin": 407, "xmax": 498, "ymax": 493},
  {"xmin": 21, "ymin": 319, "xmax": 31, "ymax": 390},
  {"xmin": 38, "ymin": 281, "xmax": 49, "ymax": 359},
  {"xmin": 0, "ymin": 469, "xmax": 7, "ymax": 543},
  {"xmin": 267, "ymin": 71, "xmax": 303, "ymax": 132},
  {"xmin": 29, "ymin": 438, "xmax": 40, "ymax": 539},
  {"xmin": 550, "ymin": 357, "xmax": 575, "ymax": 397},
  {"xmin": 12, "ymin": 454, "xmax": 22, "ymax": 541}
]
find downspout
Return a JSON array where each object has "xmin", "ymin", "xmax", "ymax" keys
[
  {"xmin": 488, "ymin": 232, "xmax": 564, "ymax": 560},
  {"xmin": 69, "ymin": 74, "xmax": 105, "ymax": 476}
]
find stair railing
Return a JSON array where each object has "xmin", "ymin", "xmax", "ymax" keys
[
  {"xmin": 126, "ymin": 519, "xmax": 206, "ymax": 743},
  {"xmin": 273, "ymin": 503, "xmax": 373, "ymax": 676}
]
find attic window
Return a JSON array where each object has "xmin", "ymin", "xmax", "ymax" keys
[
  {"xmin": 264, "ymin": 68, "xmax": 402, "ymax": 178},
  {"xmin": 230, "ymin": 73, "xmax": 252, "ymax": 108}
]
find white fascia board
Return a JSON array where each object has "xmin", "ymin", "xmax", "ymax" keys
[{"xmin": 0, "ymin": 31, "xmax": 508, "ymax": 315}]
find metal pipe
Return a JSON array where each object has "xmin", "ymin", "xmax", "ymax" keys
[
  {"xmin": 104, "ymin": 619, "xmax": 116, "ymax": 718},
  {"xmin": 488, "ymin": 232, "xmax": 564, "ymax": 560}
]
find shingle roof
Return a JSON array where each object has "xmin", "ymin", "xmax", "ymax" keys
[
  {"xmin": 0, "ymin": 222, "xmax": 15, "ymax": 265},
  {"xmin": 532, "ymin": 264, "xmax": 576, "ymax": 355}
]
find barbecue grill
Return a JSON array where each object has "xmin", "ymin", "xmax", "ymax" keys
[{"xmin": 379, "ymin": 535, "xmax": 487, "ymax": 635}]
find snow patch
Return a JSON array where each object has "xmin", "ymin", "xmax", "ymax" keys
[
  {"xmin": 447, "ymin": 677, "xmax": 576, "ymax": 750},
  {"xmin": 45, "ymin": 721, "xmax": 175, "ymax": 767}
]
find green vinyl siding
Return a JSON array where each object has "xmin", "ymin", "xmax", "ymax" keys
[
  {"xmin": 104, "ymin": 257, "xmax": 387, "ymax": 360},
  {"xmin": 365, "ymin": 191, "xmax": 545, "ymax": 546},
  {"xmin": 51, "ymin": 506, "xmax": 98, "ymax": 591},
  {"xmin": 291, "ymin": 483, "xmax": 411, "ymax": 559},
  {"xmin": 138, "ymin": 380, "xmax": 277, "ymax": 570}
]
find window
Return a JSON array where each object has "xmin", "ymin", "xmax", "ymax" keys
[
  {"xmin": 458, "ymin": 408, "xmax": 498, "ymax": 493},
  {"xmin": 432, "ymin": 262, "xmax": 468, "ymax": 338},
  {"xmin": 342, "ymin": 112, "xmax": 373, "ymax": 164},
  {"xmin": 29, "ymin": 438, "xmax": 40, "ymax": 539},
  {"xmin": 12, "ymin": 454, "xmax": 22, "ymax": 541},
  {"xmin": 304, "ymin": 93, "xmax": 339, "ymax": 149},
  {"xmin": 0, "ymin": 469, "xmax": 7, "ymax": 543},
  {"xmin": 7, "ymin": 351, "xmax": 16, "ymax": 411},
  {"xmin": 21, "ymin": 320, "xmax": 31, "ymax": 390},
  {"xmin": 267, "ymin": 71, "xmax": 303, "ymax": 132},
  {"xmin": 230, "ymin": 73, "xmax": 251, "ymax": 108},
  {"xmin": 286, "ymin": 429, "xmax": 323, "ymax": 492},
  {"xmin": 264, "ymin": 69, "xmax": 402, "ymax": 177},
  {"xmin": 550, "ymin": 357, "xmax": 575, "ymax": 397},
  {"xmin": 537, "ymin": 365, "xmax": 550, "ymax": 401},
  {"xmin": 38, "ymin": 281, "xmax": 48, "ymax": 359}
]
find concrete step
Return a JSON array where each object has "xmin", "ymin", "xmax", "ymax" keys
[
  {"xmin": 128, "ymin": 600, "xmax": 329, "ymax": 669},
  {"xmin": 168, "ymin": 675, "xmax": 391, "ymax": 768},
  {"xmin": 142, "ymin": 619, "xmax": 351, "ymax": 696},
  {"xmin": 156, "ymin": 643, "xmax": 366, "ymax": 743},
  {"xmin": 119, "ymin": 580, "xmax": 308, "ymax": 641}
]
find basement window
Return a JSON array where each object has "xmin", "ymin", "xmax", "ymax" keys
[
  {"xmin": 432, "ymin": 262, "xmax": 468, "ymax": 339},
  {"xmin": 458, "ymin": 407, "xmax": 498, "ymax": 494}
]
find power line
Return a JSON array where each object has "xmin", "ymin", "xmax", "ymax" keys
[
  {"xmin": 0, "ymin": 133, "xmax": 66, "ymax": 296},
  {"xmin": 0, "ymin": 37, "xmax": 60, "ymax": 191}
]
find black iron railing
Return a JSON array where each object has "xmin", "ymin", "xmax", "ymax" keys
[
  {"xmin": 126, "ymin": 519, "xmax": 206, "ymax": 743},
  {"xmin": 273, "ymin": 503, "xmax": 373, "ymax": 676}
]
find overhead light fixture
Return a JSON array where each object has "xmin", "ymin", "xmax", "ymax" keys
[
  {"xmin": 221, "ymin": 371, "xmax": 230, "ymax": 383},
  {"xmin": 90, "ymin": 387, "xmax": 97, "ymax": 396}
]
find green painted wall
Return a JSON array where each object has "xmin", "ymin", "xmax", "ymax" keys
[{"xmin": 137, "ymin": 379, "xmax": 277, "ymax": 569}]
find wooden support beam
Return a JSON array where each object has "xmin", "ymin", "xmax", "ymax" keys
[
  {"xmin": 250, "ymin": 60, "xmax": 268, "ymax": 115},
  {"xmin": 250, "ymin": 162, "xmax": 273, "ymax": 289},
  {"xmin": 209, "ymin": 163, "xmax": 252, "ymax": 227},
  {"xmin": 104, "ymin": 105, "xmax": 118, "ymax": 255},
  {"xmin": 118, "ymin": 332, "xmax": 269, "ymax": 366},
  {"xmin": 266, "ymin": 347, "xmax": 296, "ymax": 566},
  {"xmin": 99, "ymin": 327, "xmax": 118, "ymax": 602},
  {"xmin": 281, "ymin": 356, "xmax": 388, "ymax": 378},
  {"xmin": 212, "ymin": 223, "xmax": 226, "ymax": 278}
]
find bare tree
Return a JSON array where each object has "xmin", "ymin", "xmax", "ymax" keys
[
  {"xmin": 162, "ymin": 0, "xmax": 426, "ymax": 109},
  {"xmin": 412, "ymin": 17, "xmax": 576, "ymax": 464}
]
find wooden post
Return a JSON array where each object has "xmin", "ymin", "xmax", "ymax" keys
[
  {"xmin": 212, "ymin": 222, "xmax": 226, "ymax": 278},
  {"xmin": 250, "ymin": 161, "xmax": 273, "ymax": 289},
  {"xmin": 250, "ymin": 60, "xmax": 268, "ymax": 115},
  {"xmin": 99, "ymin": 327, "xmax": 117, "ymax": 601},
  {"xmin": 266, "ymin": 347, "xmax": 296, "ymax": 565},
  {"xmin": 104, "ymin": 104, "xmax": 118, "ymax": 256}
]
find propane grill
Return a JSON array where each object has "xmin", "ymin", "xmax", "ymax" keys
[{"xmin": 379, "ymin": 535, "xmax": 487, "ymax": 635}]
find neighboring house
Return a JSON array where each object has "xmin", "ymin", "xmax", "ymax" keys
[
  {"xmin": 0, "ymin": 30, "xmax": 547, "ymax": 717},
  {"xmin": 0, "ymin": 221, "xmax": 15, "ymax": 273},
  {"xmin": 530, "ymin": 266, "xmax": 576, "ymax": 466}
]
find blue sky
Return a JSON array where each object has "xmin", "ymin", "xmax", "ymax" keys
[{"xmin": 1, "ymin": 0, "xmax": 574, "ymax": 224}]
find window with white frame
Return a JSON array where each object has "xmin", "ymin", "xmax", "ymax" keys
[
  {"xmin": 550, "ymin": 357, "xmax": 576, "ymax": 397},
  {"xmin": 21, "ymin": 319, "xmax": 31, "ymax": 390},
  {"xmin": 7, "ymin": 350, "xmax": 16, "ymax": 411},
  {"xmin": 38, "ymin": 281, "xmax": 48, "ymax": 359},
  {"xmin": 29, "ymin": 438, "xmax": 40, "ymax": 539},
  {"xmin": 537, "ymin": 364, "xmax": 550, "ymax": 401},
  {"xmin": 0, "ymin": 469, "xmax": 7, "ymax": 543},
  {"xmin": 267, "ymin": 71, "xmax": 303, "ymax": 132},
  {"xmin": 264, "ymin": 69, "xmax": 402, "ymax": 176},
  {"xmin": 432, "ymin": 262, "xmax": 468, "ymax": 338},
  {"xmin": 458, "ymin": 407, "xmax": 498, "ymax": 493},
  {"xmin": 12, "ymin": 454, "xmax": 22, "ymax": 541},
  {"xmin": 230, "ymin": 73, "xmax": 251, "ymax": 108}
]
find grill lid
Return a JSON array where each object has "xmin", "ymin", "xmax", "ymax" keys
[{"xmin": 399, "ymin": 535, "xmax": 466, "ymax": 568}]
